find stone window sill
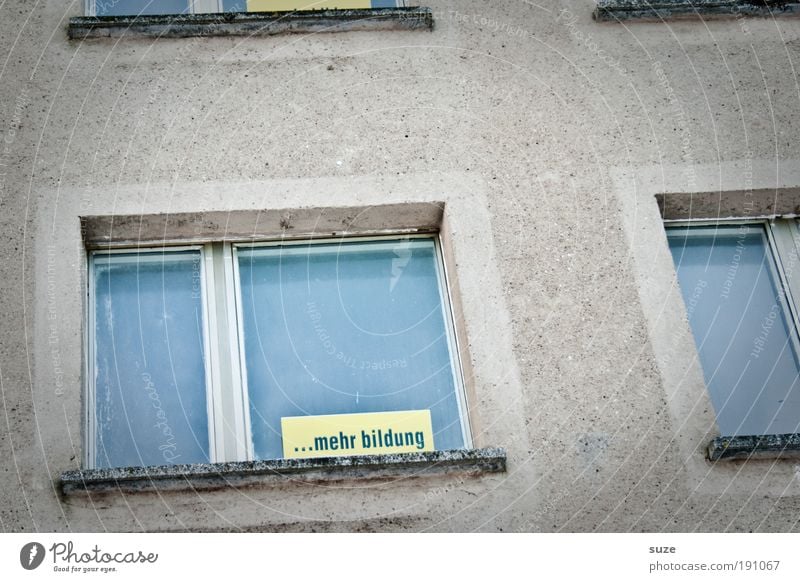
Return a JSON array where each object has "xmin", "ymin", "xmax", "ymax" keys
[
  {"xmin": 707, "ymin": 434, "xmax": 800, "ymax": 461},
  {"xmin": 68, "ymin": 7, "xmax": 433, "ymax": 40},
  {"xmin": 59, "ymin": 447, "xmax": 506, "ymax": 495},
  {"xmin": 594, "ymin": 1, "xmax": 800, "ymax": 22}
]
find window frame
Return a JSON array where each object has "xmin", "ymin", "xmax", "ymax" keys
[
  {"xmin": 86, "ymin": 244, "xmax": 218, "ymax": 469},
  {"xmin": 664, "ymin": 216, "xmax": 800, "ymax": 437},
  {"xmin": 85, "ymin": 232, "xmax": 472, "ymax": 470}
]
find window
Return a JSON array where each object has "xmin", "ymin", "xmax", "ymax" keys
[
  {"xmin": 666, "ymin": 220, "xmax": 800, "ymax": 437},
  {"xmin": 88, "ymin": 0, "xmax": 411, "ymax": 17},
  {"xmin": 88, "ymin": 235, "xmax": 470, "ymax": 469}
]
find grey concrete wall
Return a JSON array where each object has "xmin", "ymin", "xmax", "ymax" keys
[{"xmin": 1, "ymin": 0, "xmax": 799, "ymax": 532}]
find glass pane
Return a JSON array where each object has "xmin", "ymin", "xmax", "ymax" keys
[
  {"xmin": 667, "ymin": 225, "xmax": 800, "ymax": 435},
  {"xmin": 92, "ymin": 251, "xmax": 210, "ymax": 468},
  {"xmin": 237, "ymin": 238, "xmax": 465, "ymax": 460},
  {"xmin": 95, "ymin": 1, "xmax": 190, "ymax": 17},
  {"xmin": 222, "ymin": 0, "xmax": 247, "ymax": 10}
]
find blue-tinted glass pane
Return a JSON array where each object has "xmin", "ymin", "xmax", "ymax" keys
[
  {"xmin": 238, "ymin": 238, "xmax": 465, "ymax": 460},
  {"xmin": 668, "ymin": 225, "xmax": 800, "ymax": 435},
  {"xmin": 93, "ymin": 251, "xmax": 210, "ymax": 468},
  {"xmin": 222, "ymin": 0, "xmax": 247, "ymax": 10},
  {"xmin": 95, "ymin": 0, "xmax": 190, "ymax": 17}
]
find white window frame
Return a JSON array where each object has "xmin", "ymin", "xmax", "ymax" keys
[
  {"xmin": 85, "ymin": 233, "xmax": 472, "ymax": 469},
  {"xmin": 664, "ymin": 217, "xmax": 800, "ymax": 436},
  {"xmin": 86, "ymin": 245, "xmax": 217, "ymax": 469}
]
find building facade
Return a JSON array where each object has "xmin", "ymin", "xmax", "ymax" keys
[{"xmin": 1, "ymin": 0, "xmax": 799, "ymax": 532}]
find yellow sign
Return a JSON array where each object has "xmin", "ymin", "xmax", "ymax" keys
[{"xmin": 281, "ymin": 410, "xmax": 434, "ymax": 459}]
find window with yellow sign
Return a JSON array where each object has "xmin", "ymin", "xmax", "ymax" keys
[{"xmin": 86, "ymin": 233, "xmax": 470, "ymax": 470}]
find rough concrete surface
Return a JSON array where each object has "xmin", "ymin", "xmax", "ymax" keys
[{"xmin": 1, "ymin": 0, "xmax": 800, "ymax": 532}]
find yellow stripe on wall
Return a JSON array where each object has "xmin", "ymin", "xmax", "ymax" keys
[{"xmin": 247, "ymin": 0, "xmax": 373, "ymax": 11}]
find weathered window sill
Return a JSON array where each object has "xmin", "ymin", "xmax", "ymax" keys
[
  {"xmin": 68, "ymin": 7, "xmax": 433, "ymax": 40},
  {"xmin": 594, "ymin": 1, "xmax": 800, "ymax": 22},
  {"xmin": 60, "ymin": 447, "xmax": 506, "ymax": 495},
  {"xmin": 707, "ymin": 434, "xmax": 800, "ymax": 461}
]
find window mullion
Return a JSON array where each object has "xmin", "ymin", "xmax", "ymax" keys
[
  {"xmin": 204, "ymin": 242, "xmax": 250, "ymax": 463},
  {"xmin": 224, "ymin": 242, "xmax": 253, "ymax": 461},
  {"xmin": 202, "ymin": 243, "xmax": 224, "ymax": 463}
]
